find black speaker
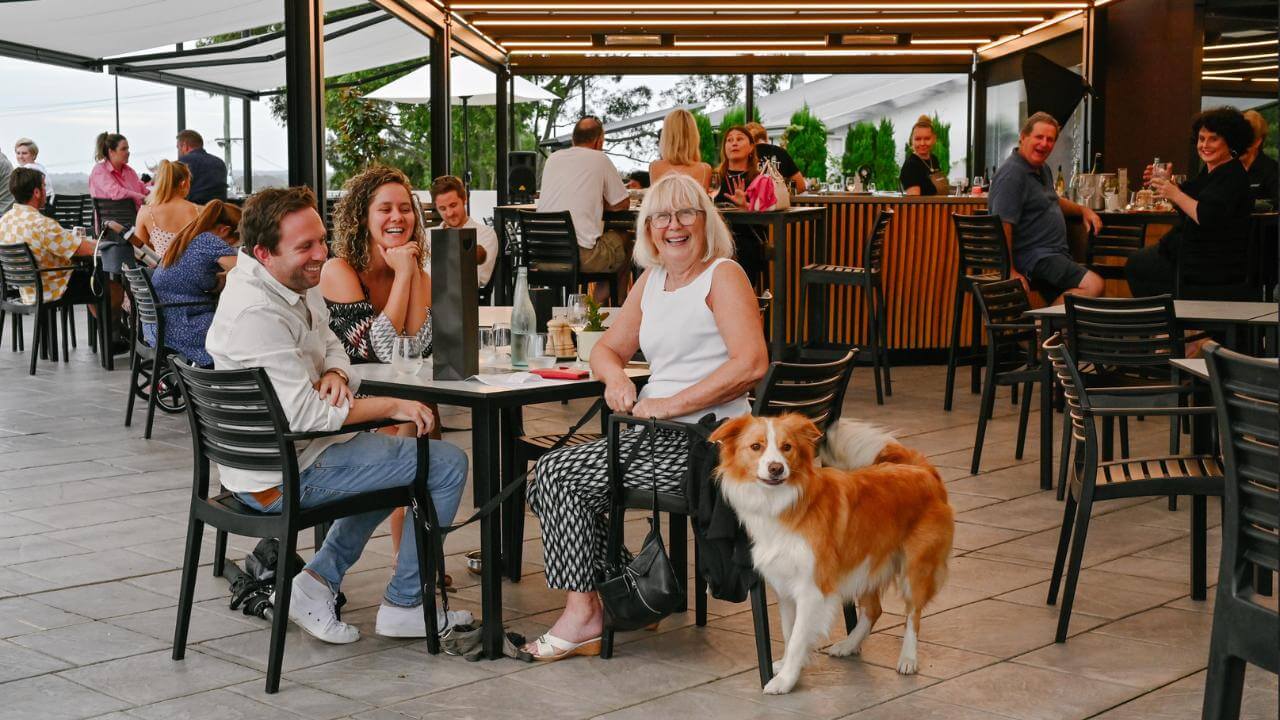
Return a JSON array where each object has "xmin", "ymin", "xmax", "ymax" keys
[
  {"xmin": 508, "ymin": 151, "xmax": 537, "ymax": 201},
  {"xmin": 430, "ymin": 227, "xmax": 479, "ymax": 381}
]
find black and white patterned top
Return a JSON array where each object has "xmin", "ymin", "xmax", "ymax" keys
[{"xmin": 326, "ymin": 297, "xmax": 432, "ymax": 364}]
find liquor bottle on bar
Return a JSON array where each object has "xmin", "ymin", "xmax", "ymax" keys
[{"xmin": 1054, "ymin": 165, "xmax": 1066, "ymax": 196}]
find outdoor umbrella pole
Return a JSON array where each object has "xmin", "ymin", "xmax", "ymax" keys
[{"xmin": 461, "ymin": 95, "xmax": 472, "ymax": 205}]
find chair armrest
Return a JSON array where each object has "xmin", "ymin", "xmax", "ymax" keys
[
  {"xmin": 284, "ymin": 418, "xmax": 404, "ymax": 441},
  {"xmin": 1087, "ymin": 383, "xmax": 1192, "ymax": 397},
  {"xmin": 987, "ymin": 322, "xmax": 1038, "ymax": 332},
  {"xmin": 1087, "ymin": 405, "xmax": 1215, "ymax": 418},
  {"xmin": 158, "ymin": 300, "xmax": 217, "ymax": 310},
  {"xmin": 608, "ymin": 413, "xmax": 699, "ymax": 435}
]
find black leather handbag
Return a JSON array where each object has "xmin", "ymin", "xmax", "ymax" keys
[{"xmin": 595, "ymin": 420, "xmax": 685, "ymax": 631}]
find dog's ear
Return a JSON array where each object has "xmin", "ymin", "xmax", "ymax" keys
[
  {"xmin": 782, "ymin": 413, "xmax": 824, "ymax": 447},
  {"xmin": 709, "ymin": 414, "xmax": 753, "ymax": 447}
]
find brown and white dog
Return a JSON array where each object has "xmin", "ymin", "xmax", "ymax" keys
[{"xmin": 710, "ymin": 414, "xmax": 954, "ymax": 695}]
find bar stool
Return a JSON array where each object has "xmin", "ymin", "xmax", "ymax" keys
[
  {"xmin": 1084, "ymin": 218, "xmax": 1147, "ymax": 282},
  {"xmin": 799, "ymin": 209, "xmax": 892, "ymax": 404},
  {"xmin": 944, "ymin": 214, "xmax": 1010, "ymax": 412}
]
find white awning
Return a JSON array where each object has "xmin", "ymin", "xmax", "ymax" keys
[{"xmin": 366, "ymin": 56, "xmax": 557, "ymax": 105}]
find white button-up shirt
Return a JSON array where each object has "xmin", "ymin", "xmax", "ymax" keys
[{"xmin": 206, "ymin": 251, "xmax": 362, "ymax": 493}]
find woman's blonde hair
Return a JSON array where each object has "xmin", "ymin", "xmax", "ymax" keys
[
  {"xmin": 331, "ymin": 165, "xmax": 426, "ymax": 273},
  {"xmin": 1243, "ymin": 109, "xmax": 1268, "ymax": 149},
  {"xmin": 147, "ymin": 160, "xmax": 191, "ymax": 205},
  {"xmin": 911, "ymin": 114, "xmax": 936, "ymax": 140},
  {"xmin": 14, "ymin": 138, "xmax": 38, "ymax": 158},
  {"xmin": 633, "ymin": 173, "xmax": 734, "ymax": 270},
  {"xmin": 660, "ymin": 108, "xmax": 702, "ymax": 166},
  {"xmin": 163, "ymin": 200, "xmax": 241, "ymax": 268}
]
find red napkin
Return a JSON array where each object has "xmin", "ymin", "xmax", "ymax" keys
[{"xmin": 529, "ymin": 366, "xmax": 590, "ymax": 380}]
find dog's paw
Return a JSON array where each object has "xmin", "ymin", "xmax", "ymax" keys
[
  {"xmin": 771, "ymin": 660, "xmax": 784, "ymax": 674},
  {"xmin": 763, "ymin": 672, "xmax": 799, "ymax": 695},
  {"xmin": 896, "ymin": 655, "xmax": 919, "ymax": 675},
  {"xmin": 826, "ymin": 637, "xmax": 863, "ymax": 658}
]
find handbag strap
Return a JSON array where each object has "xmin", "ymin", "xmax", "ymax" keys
[{"xmin": 646, "ymin": 418, "xmax": 662, "ymax": 532}]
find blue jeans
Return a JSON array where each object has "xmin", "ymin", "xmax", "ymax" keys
[{"xmin": 236, "ymin": 432, "xmax": 468, "ymax": 607}]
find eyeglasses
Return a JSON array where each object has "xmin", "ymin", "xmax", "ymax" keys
[{"xmin": 648, "ymin": 208, "xmax": 705, "ymax": 229}]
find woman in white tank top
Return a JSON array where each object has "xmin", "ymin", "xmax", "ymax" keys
[{"xmin": 524, "ymin": 174, "xmax": 768, "ymax": 661}]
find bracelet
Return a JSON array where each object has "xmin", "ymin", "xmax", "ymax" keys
[{"xmin": 324, "ymin": 368, "xmax": 349, "ymax": 385}]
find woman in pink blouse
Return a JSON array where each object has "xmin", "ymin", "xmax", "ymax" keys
[{"xmin": 88, "ymin": 132, "xmax": 148, "ymax": 208}]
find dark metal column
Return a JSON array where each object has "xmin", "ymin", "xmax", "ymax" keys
[
  {"xmin": 242, "ymin": 98, "xmax": 253, "ymax": 193},
  {"xmin": 175, "ymin": 46, "xmax": 186, "ymax": 133},
  {"xmin": 430, "ymin": 19, "xmax": 453, "ymax": 181},
  {"xmin": 284, "ymin": 0, "xmax": 326, "ymax": 213},
  {"xmin": 744, "ymin": 74, "xmax": 754, "ymax": 122},
  {"xmin": 496, "ymin": 66, "xmax": 510, "ymax": 206}
]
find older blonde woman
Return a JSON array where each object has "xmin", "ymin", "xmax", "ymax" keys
[
  {"xmin": 523, "ymin": 173, "xmax": 768, "ymax": 662},
  {"xmin": 135, "ymin": 159, "xmax": 199, "ymax": 256},
  {"xmin": 14, "ymin": 138, "xmax": 51, "ymax": 198},
  {"xmin": 649, "ymin": 108, "xmax": 713, "ymax": 191}
]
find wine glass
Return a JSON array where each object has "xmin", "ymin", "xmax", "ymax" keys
[
  {"xmin": 391, "ymin": 336, "xmax": 424, "ymax": 375},
  {"xmin": 566, "ymin": 294, "xmax": 588, "ymax": 334},
  {"xmin": 708, "ymin": 171, "xmax": 721, "ymax": 198},
  {"xmin": 972, "ymin": 176, "xmax": 986, "ymax": 194}
]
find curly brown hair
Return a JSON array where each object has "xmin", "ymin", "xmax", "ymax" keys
[{"xmin": 331, "ymin": 165, "xmax": 426, "ymax": 273}]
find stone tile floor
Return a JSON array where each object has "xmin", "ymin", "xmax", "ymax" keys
[{"xmin": 0, "ymin": 331, "xmax": 1275, "ymax": 720}]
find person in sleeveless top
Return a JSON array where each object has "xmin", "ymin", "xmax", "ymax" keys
[
  {"xmin": 649, "ymin": 108, "xmax": 713, "ymax": 192},
  {"xmin": 135, "ymin": 159, "xmax": 200, "ymax": 258},
  {"xmin": 524, "ymin": 173, "xmax": 768, "ymax": 661}
]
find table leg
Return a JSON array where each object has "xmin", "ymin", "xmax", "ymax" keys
[
  {"xmin": 472, "ymin": 404, "xmax": 505, "ymax": 659},
  {"xmin": 1039, "ymin": 319, "xmax": 1054, "ymax": 491},
  {"xmin": 1188, "ymin": 378, "xmax": 1213, "ymax": 600},
  {"xmin": 500, "ymin": 407, "xmax": 523, "ymax": 582}
]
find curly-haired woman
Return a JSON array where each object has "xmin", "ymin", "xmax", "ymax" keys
[{"xmin": 320, "ymin": 165, "xmax": 432, "ymax": 363}]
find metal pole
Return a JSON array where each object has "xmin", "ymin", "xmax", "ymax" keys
[
  {"xmin": 175, "ymin": 44, "xmax": 186, "ymax": 133},
  {"xmin": 462, "ymin": 96, "xmax": 471, "ymax": 188},
  {"xmin": 429, "ymin": 20, "xmax": 452, "ymax": 181},
  {"xmin": 744, "ymin": 74, "xmax": 754, "ymax": 123},
  {"xmin": 222, "ymin": 95, "xmax": 233, "ymax": 169},
  {"xmin": 242, "ymin": 98, "xmax": 253, "ymax": 193},
  {"xmin": 497, "ymin": 67, "xmax": 510, "ymax": 206},
  {"xmin": 508, "ymin": 73, "xmax": 517, "ymax": 151},
  {"xmin": 284, "ymin": 0, "xmax": 326, "ymax": 213},
  {"xmin": 114, "ymin": 74, "xmax": 120, "ymax": 132}
]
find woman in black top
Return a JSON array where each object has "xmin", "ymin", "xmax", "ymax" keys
[
  {"xmin": 1125, "ymin": 107, "xmax": 1255, "ymax": 299},
  {"xmin": 900, "ymin": 115, "xmax": 947, "ymax": 196},
  {"xmin": 714, "ymin": 125, "xmax": 767, "ymax": 286}
]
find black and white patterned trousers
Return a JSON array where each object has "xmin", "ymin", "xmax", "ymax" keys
[{"xmin": 527, "ymin": 427, "xmax": 689, "ymax": 592}]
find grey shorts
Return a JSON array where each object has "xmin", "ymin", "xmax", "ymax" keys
[{"xmin": 1029, "ymin": 254, "xmax": 1088, "ymax": 301}]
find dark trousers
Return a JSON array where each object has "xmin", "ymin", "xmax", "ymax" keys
[{"xmin": 1124, "ymin": 243, "xmax": 1176, "ymax": 298}]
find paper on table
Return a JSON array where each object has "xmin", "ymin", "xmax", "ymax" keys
[{"xmin": 467, "ymin": 371, "xmax": 581, "ymax": 388}]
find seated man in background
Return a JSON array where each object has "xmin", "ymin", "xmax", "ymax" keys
[
  {"xmin": 746, "ymin": 122, "xmax": 806, "ymax": 192},
  {"xmin": 430, "ymin": 175, "xmax": 497, "ymax": 288},
  {"xmin": 0, "ymin": 167, "xmax": 96, "ymax": 304},
  {"xmin": 537, "ymin": 116, "xmax": 631, "ymax": 303},
  {"xmin": 206, "ymin": 186, "xmax": 471, "ymax": 644},
  {"xmin": 176, "ymin": 129, "xmax": 228, "ymax": 205},
  {"xmin": 987, "ymin": 112, "xmax": 1103, "ymax": 304}
]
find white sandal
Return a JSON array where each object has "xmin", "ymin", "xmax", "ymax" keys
[{"xmin": 527, "ymin": 632, "xmax": 601, "ymax": 662}]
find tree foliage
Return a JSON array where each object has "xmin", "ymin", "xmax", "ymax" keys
[
  {"xmin": 840, "ymin": 119, "xmax": 899, "ymax": 189},
  {"xmin": 781, "ymin": 104, "xmax": 828, "ymax": 179},
  {"xmin": 690, "ymin": 109, "xmax": 717, "ymax": 165},
  {"xmin": 872, "ymin": 118, "xmax": 900, "ymax": 190},
  {"xmin": 842, "ymin": 122, "xmax": 876, "ymax": 178}
]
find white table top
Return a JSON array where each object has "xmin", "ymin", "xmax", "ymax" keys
[
  {"xmin": 1171, "ymin": 356, "xmax": 1278, "ymax": 381},
  {"xmin": 359, "ymin": 360, "xmax": 648, "ymax": 397},
  {"xmin": 1026, "ymin": 300, "xmax": 1278, "ymax": 323}
]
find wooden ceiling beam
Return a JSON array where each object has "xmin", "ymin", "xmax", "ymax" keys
[{"xmin": 508, "ymin": 54, "xmax": 970, "ymax": 74}]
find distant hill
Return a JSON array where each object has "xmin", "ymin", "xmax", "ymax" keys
[{"xmin": 45, "ymin": 172, "xmax": 290, "ymax": 197}]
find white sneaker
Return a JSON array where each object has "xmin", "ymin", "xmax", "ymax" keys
[
  {"xmin": 287, "ymin": 572, "xmax": 359, "ymax": 644},
  {"xmin": 375, "ymin": 603, "xmax": 474, "ymax": 638}
]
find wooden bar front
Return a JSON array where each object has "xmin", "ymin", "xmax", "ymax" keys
[{"xmin": 789, "ymin": 194, "xmax": 987, "ymax": 359}]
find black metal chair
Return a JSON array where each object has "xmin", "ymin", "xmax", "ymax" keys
[
  {"xmin": 1059, "ymin": 294, "xmax": 1196, "ymax": 504},
  {"xmin": 969, "ymin": 279, "xmax": 1039, "ymax": 474},
  {"xmin": 516, "ymin": 210, "xmax": 618, "ymax": 305},
  {"xmin": 800, "ymin": 209, "xmax": 892, "ymax": 404},
  {"xmin": 944, "ymin": 214, "xmax": 1011, "ymax": 411},
  {"xmin": 0, "ymin": 243, "xmax": 81, "ymax": 374},
  {"xmin": 48, "ymin": 194, "xmax": 90, "ymax": 230},
  {"xmin": 1201, "ymin": 343, "xmax": 1279, "ymax": 719},
  {"xmin": 1085, "ymin": 218, "xmax": 1147, "ymax": 282},
  {"xmin": 91, "ymin": 197, "xmax": 137, "ymax": 236},
  {"xmin": 599, "ymin": 351, "xmax": 858, "ymax": 687},
  {"xmin": 1043, "ymin": 333, "xmax": 1222, "ymax": 643},
  {"xmin": 1173, "ymin": 213, "xmax": 1275, "ymax": 302},
  {"xmin": 121, "ymin": 266, "xmax": 213, "ymax": 438},
  {"xmin": 168, "ymin": 362, "xmax": 443, "ymax": 694}
]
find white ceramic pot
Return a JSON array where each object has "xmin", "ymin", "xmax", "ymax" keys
[{"xmin": 575, "ymin": 330, "xmax": 605, "ymax": 362}]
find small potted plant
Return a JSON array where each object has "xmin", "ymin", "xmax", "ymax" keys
[{"xmin": 575, "ymin": 297, "xmax": 609, "ymax": 362}]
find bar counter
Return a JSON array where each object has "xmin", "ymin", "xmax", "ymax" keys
[{"xmin": 790, "ymin": 194, "xmax": 987, "ymax": 359}]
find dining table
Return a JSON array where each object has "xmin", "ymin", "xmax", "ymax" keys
[
  {"xmin": 1026, "ymin": 300, "xmax": 1280, "ymax": 491},
  {"xmin": 360, "ymin": 358, "xmax": 649, "ymax": 659}
]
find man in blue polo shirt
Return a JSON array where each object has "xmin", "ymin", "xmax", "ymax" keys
[
  {"xmin": 176, "ymin": 129, "xmax": 228, "ymax": 204},
  {"xmin": 988, "ymin": 112, "xmax": 1104, "ymax": 303}
]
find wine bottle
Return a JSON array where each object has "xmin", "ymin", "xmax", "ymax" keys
[
  {"xmin": 1054, "ymin": 165, "xmax": 1066, "ymax": 196},
  {"xmin": 510, "ymin": 266, "xmax": 536, "ymax": 369}
]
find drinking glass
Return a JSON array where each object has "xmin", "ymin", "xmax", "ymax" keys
[
  {"xmin": 524, "ymin": 333, "xmax": 555, "ymax": 369},
  {"xmin": 491, "ymin": 322, "xmax": 512, "ymax": 358},
  {"xmin": 708, "ymin": 171, "xmax": 721, "ymax": 197},
  {"xmin": 972, "ymin": 176, "xmax": 986, "ymax": 193},
  {"xmin": 391, "ymin": 335, "xmax": 424, "ymax": 375},
  {"xmin": 478, "ymin": 327, "xmax": 497, "ymax": 365},
  {"xmin": 1150, "ymin": 162, "xmax": 1172, "ymax": 184},
  {"xmin": 566, "ymin": 293, "xmax": 589, "ymax": 335}
]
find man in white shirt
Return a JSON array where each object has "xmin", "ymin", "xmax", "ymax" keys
[
  {"xmin": 429, "ymin": 175, "xmax": 498, "ymax": 288},
  {"xmin": 206, "ymin": 186, "xmax": 471, "ymax": 644},
  {"xmin": 536, "ymin": 116, "xmax": 631, "ymax": 302}
]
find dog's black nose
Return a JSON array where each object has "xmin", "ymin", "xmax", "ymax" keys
[{"xmin": 767, "ymin": 461, "xmax": 784, "ymax": 478}]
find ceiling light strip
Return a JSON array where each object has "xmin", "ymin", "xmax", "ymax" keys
[
  {"xmin": 1202, "ymin": 64, "xmax": 1279, "ymax": 75},
  {"xmin": 509, "ymin": 48, "xmax": 973, "ymax": 56},
  {"xmin": 977, "ymin": 9, "xmax": 1080, "ymax": 52},
  {"xmin": 911, "ymin": 38, "xmax": 990, "ymax": 45},
  {"xmin": 1205, "ymin": 38, "xmax": 1278, "ymax": 51},
  {"xmin": 477, "ymin": 16, "xmax": 1047, "ymax": 27},
  {"xmin": 456, "ymin": 2, "xmax": 1084, "ymax": 9},
  {"xmin": 1202, "ymin": 52, "xmax": 1278, "ymax": 63}
]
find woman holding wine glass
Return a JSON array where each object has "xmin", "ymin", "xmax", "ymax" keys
[{"xmin": 1124, "ymin": 107, "xmax": 1254, "ymax": 299}]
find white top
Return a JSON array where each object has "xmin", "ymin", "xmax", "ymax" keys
[
  {"xmin": 21, "ymin": 161, "xmax": 52, "ymax": 198},
  {"xmin": 431, "ymin": 217, "xmax": 498, "ymax": 287},
  {"xmin": 206, "ymin": 252, "xmax": 362, "ymax": 494},
  {"xmin": 637, "ymin": 258, "xmax": 750, "ymax": 423},
  {"xmin": 536, "ymin": 145, "xmax": 628, "ymax": 250}
]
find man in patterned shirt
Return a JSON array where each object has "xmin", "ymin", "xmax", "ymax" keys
[{"xmin": 0, "ymin": 168, "xmax": 96, "ymax": 304}]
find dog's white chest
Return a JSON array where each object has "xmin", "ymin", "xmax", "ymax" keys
[{"xmin": 741, "ymin": 516, "xmax": 815, "ymax": 588}]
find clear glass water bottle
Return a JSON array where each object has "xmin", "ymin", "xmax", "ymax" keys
[{"xmin": 510, "ymin": 266, "xmax": 536, "ymax": 369}]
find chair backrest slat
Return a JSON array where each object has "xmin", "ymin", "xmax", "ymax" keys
[
  {"xmin": 0, "ymin": 244, "xmax": 44, "ymax": 296},
  {"xmin": 122, "ymin": 265, "xmax": 161, "ymax": 327},
  {"xmin": 751, "ymin": 351, "xmax": 857, "ymax": 431},
  {"xmin": 952, "ymin": 213, "xmax": 1010, "ymax": 280},
  {"xmin": 1086, "ymin": 220, "xmax": 1147, "ymax": 264},
  {"xmin": 861, "ymin": 210, "xmax": 893, "ymax": 273},
  {"xmin": 1206, "ymin": 344, "xmax": 1280, "ymax": 576},
  {"xmin": 171, "ymin": 364, "xmax": 292, "ymax": 473},
  {"xmin": 1064, "ymin": 294, "xmax": 1180, "ymax": 371},
  {"xmin": 92, "ymin": 197, "xmax": 137, "ymax": 237}
]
